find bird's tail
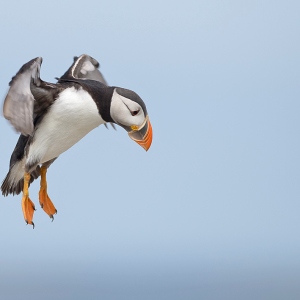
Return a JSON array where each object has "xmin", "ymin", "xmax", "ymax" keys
[{"xmin": 1, "ymin": 161, "xmax": 40, "ymax": 196}]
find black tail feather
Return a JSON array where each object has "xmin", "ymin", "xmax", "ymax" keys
[{"xmin": 1, "ymin": 166, "xmax": 41, "ymax": 196}]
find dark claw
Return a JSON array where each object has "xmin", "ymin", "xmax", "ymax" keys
[
  {"xmin": 110, "ymin": 123, "xmax": 116, "ymax": 130},
  {"xmin": 55, "ymin": 209, "xmax": 58, "ymax": 215},
  {"xmin": 104, "ymin": 123, "xmax": 108, "ymax": 129},
  {"xmin": 50, "ymin": 215, "xmax": 54, "ymax": 222},
  {"xmin": 25, "ymin": 220, "xmax": 35, "ymax": 229}
]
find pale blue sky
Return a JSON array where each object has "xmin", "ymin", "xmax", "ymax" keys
[{"xmin": 0, "ymin": 0, "xmax": 300, "ymax": 299}]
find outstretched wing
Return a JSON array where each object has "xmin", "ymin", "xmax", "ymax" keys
[
  {"xmin": 59, "ymin": 54, "xmax": 115, "ymax": 130},
  {"xmin": 59, "ymin": 54, "xmax": 107, "ymax": 85},
  {"xmin": 3, "ymin": 57, "xmax": 42, "ymax": 136}
]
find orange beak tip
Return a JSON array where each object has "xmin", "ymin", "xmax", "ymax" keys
[{"xmin": 129, "ymin": 118, "xmax": 153, "ymax": 151}]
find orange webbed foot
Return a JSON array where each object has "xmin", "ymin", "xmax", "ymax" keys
[
  {"xmin": 21, "ymin": 195, "xmax": 36, "ymax": 228},
  {"xmin": 39, "ymin": 166, "xmax": 57, "ymax": 221},
  {"xmin": 21, "ymin": 172, "xmax": 36, "ymax": 228},
  {"xmin": 39, "ymin": 187, "xmax": 57, "ymax": 221}
]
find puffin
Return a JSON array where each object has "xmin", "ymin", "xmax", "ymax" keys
[{"xmin": 1, "ymin": 54, "xmax": 152, "ymax": 228}]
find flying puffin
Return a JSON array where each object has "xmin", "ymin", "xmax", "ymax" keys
[{"xmin": 1, "ymin": 54, "xmax": 153, "ymax": 228}]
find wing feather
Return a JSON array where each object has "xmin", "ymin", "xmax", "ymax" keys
[
  {"xmin": 59, "ymin": 54, "xmax": 115, "ymax": 130},
  {"xmin": 59, "ymin": 54, "xmax": 107, "ymax": 85},
  {"xmin": 3, "ymin": 57, "xmax": 42, "ymax": 136}
]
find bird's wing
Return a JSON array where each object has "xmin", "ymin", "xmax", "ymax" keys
[
  {"xmin": 3, "ymin": 57, "xmax": 58, "ymax": 136},
  {"xmin": 58, "ymin": 54, "xmax": 115, "ymax": 130},
  {"xmin": 3, "ymin": 57, "xmax": 42, "ymax": 136},
  {"xmin": 59, "ymin": 54, "xmax": 107, "ymax": 85}
]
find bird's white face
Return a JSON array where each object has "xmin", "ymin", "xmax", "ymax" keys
[
  {"xmin": 110, "ymin": 88, "xmax": 152, "ymax": 151},
  {"xmin": 110, "ymin": 88, "xmax": 146, "ymax": 128}
]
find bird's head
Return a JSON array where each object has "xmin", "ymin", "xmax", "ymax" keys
[{"xmin": 110, "ymin": 88, "xmax": 152, "ymax": 151}]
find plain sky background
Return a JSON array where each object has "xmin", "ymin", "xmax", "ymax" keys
[{"xmin": 0, "ymin": 0, "xmax": 299, "ymax": 299}]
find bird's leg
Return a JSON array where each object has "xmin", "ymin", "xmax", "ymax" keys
[
  {"xmin": 21, "ymin": 172, "xmax": 36, "ymax": 228},
  {"xmin": 39, "ymin": 166, "xmax": 57, "ymax": 220}
]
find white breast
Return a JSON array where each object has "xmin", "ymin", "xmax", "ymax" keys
[{"xmin": 27, "ymin": 87, "xmax": 105, "ymax": 165}]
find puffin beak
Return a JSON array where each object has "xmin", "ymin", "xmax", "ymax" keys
[{"xmin": 128, "ymin": 116, "xmax": 153, "ymax": 151}]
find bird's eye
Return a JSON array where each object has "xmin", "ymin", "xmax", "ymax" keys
[{"xmin": 131, "ymin": 110, "xmax": 139, "ymax": 116}]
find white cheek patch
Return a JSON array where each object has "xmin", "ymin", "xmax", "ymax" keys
[{"xmin": 110, "ymin": 89, "xmax": 145, "ymax": 127}]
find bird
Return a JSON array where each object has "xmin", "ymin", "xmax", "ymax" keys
[{"xmin": 1, "ymin": 54, "xmax": 153, "ymax": 228}]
